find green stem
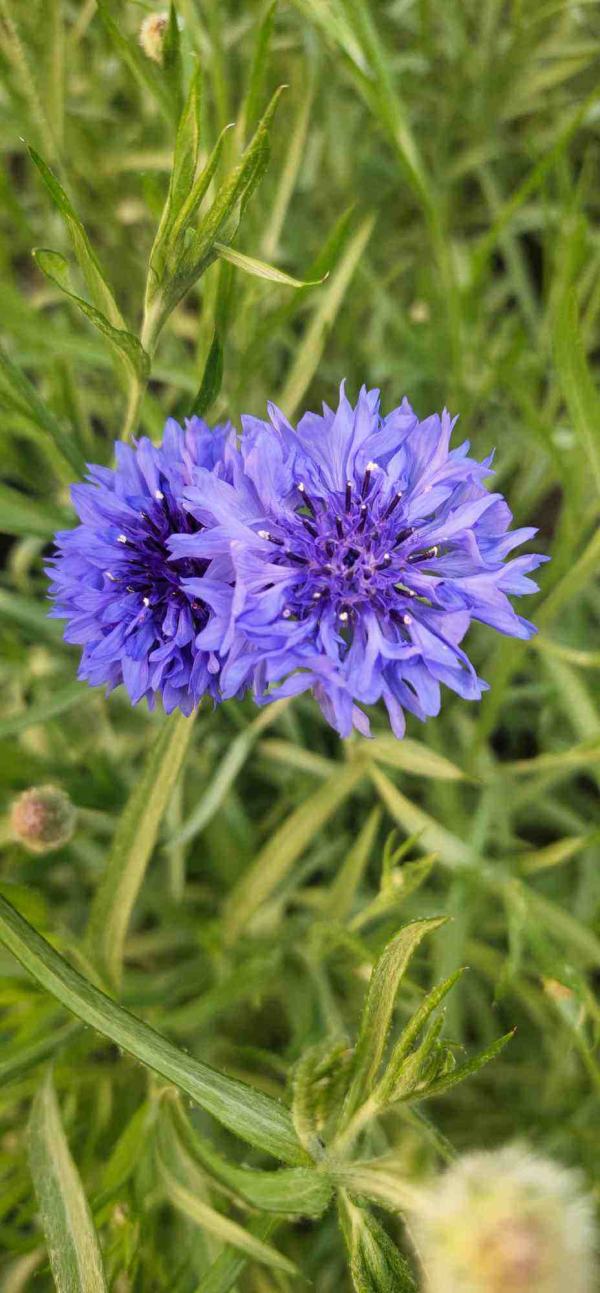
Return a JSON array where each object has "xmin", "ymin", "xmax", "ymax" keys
[{"xmin": 122, "ymin": 292, "xmax": 166, "ymax": 441}]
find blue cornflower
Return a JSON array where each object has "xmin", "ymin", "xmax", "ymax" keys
[
  {"xmin": 169, "ymin": 384, "xmax": 548, "ymax": 737},
  {"xmin": 47, "ymin": 417, "xmax": 238, "ymax": 715}
]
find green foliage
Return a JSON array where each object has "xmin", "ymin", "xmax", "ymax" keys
[{"xmin": 0, "ymin": 0, "xmax": 600, "ymax": 1289}]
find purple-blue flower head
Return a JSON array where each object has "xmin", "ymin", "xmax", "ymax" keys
[
  {"xmin": 170, "ymin": 384, "xmax": 548, "ymax": 738},
  {"xmin": 47, "ymin": 418, "xmax": 236, "ymax": 715}
]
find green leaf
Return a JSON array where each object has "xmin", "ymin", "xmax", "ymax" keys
[
  {"xmin": 339, "ymin": 1193, "xmax": 418, "ymax": 1293},
  {"xmin": 335, "ymin": 1165, "xmax": 425, "ymax": 1216},
  {"xmin": 190, "ymin": 330, "xmax": 224, "ymax": 418},
  {"xmin": 214, "ymin": 241, "xmax": 326, "ymax": 288},
  {"xmin": 222, "ymin": 757, "xmax": 367, "ymax": 944},
  {"xmin": 408, "ymin": 1029, "xmax": 516, "ymax": 1103},
  {"xmin": 171, "ymin": 1100, "xmax": 332, "ymax": 1215},
  {"xmin": 181, "ymin": 85, "xmax": 287, "ymax": 278},
  {"xmin": 338, "ymin": 916, "xmax": 449, "ymax": 1130},
  {"xmin": 86, "ymin": 710, "xmax": 197, "ymax": 989},
  {"xmin": 162, "ymin": 4, "xmax": 184, "ymax": 124},
  {"xmin": 0, "ymin": 680, "xmax": 89, "ymax": 740},
  {"xmin": 0, "ymin": 341, "xmax": 85, "ymax": 476},
  {"xmin": 28, "ymin": 1071, "xmax": 108, "ymax": 1291},
  {"xmin": 28, "ymin": 148, "xmax": 126, "ymax": 332},
  {"xmin": 96, "ymin": 1, "xmax": 175, "ymax": 126},
  {"xmin": 374, "ymin": 969, "xmax": 467, "ymax": 1105},
  {"xmin": 0, "ymin": 893, "xmax": 310, "ymax": 1165},
  {"xmin": 33, "ymin": 249, "xmax": 150, "ymax": 384}
]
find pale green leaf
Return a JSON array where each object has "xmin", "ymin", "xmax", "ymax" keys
[
  {"xmin": 214, "ymin": 240, "xmax": 325, "ymax": 287},
  {"xmin": 29, "ymin": 1072, "xmax": 108, "ymax": 1291},
  {"xmin": 553, "ymin": 286, "xmax": 600, "ymax": 498},
  {"xmin": 87, "ymin": 710, "xmax": 197, "ymax": 989},
  {"xmin": 370, "ymin": 737, "xmax": 470, "ymax": 781},
  {"xmin": 339, "ymin": 1192, "xmax": 418, "ymax": 1293},
  {"xmin": 369, "ymin": 765, "xmax": 476, "ymax": 870},
  {"xmin": 189, "ymin": 329, "xmax": 224, "ymax": 419}
]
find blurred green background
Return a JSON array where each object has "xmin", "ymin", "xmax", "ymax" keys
[{"xmin": 0, "ymin": 0, "xmax": 599, "ymax": 1288}]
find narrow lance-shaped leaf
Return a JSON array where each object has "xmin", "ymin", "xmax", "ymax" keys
[
  {"xmin": 338, "ymin": 916, "xmax": 449, "ymax": 1130},
  {"xmin": 86, "ymin": 710, "xmax": 197, "ymax": 990},
  {"xmin": 214, "ymin": 240, "xmax": 326, "ymax": 287},
  {"xmin": 28, "ymin": 148, "xmax": 126, "ymax": 331},
  {"xmin": 0, "ymin": 894, "xmax": 309, "ymax": 1165},
  {"xmin": 374, "ymin": 968, "xmax": 467, "ymax": 1105},
  {"xmin": 152, "ymin": 64, "xmax": 203, "ymax": 271},
  {"xmin": 34, "ymin": 249, "xmax": 150, "ymax": 384},
  {"xmin": 29, "ymin": 1071, "xmax": 108, "ymax": 1292},
  {"xmin": 193, "ymin": 1216, "xmax": 282, "ymax": 1293}
]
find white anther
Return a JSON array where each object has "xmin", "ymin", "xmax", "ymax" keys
[
  {"xmin": 339, "ymin": 611, "xmax": 349, "ymax": 622},
  {"xmin": 105, "ymin": 571, "xmax": 117, "ymax": 581},
  {"xmin": 298, "ymin": 482, "xmax": 306, "ymax": 492},
  {"xmin": 366, "ymin": 460, "xmax": 378, "ymax": 472},
  {"xmin": 118, "ymin": 534, "xmax": 127, "ymax": 544},
  {"xmin": 403, "ymin": 614, "xmax": 413, "ymax": 625},
  {"xmin": 431, "ymin": 545, "xmax": 439, "ymax": 556},
  {"xmin": 282, "ymin": 608, "xmax": 292, "ymax": 619},
  {"xmin": 143, "ymin": 597, "xmax": 150, "ymax": 607},
  {"xmin": 154, "ymin": 489, "xmax": 164, "ymax": 500},
  {"xmin": 423, "ymin": 484, "xmax": 432, "ymax": 493},
  {"xmin": 312, "ymin": 592, "xmax": 322, "ymax": 600},
  {"xmin": 384, "ymin": 552, "xmax": 390, "ymax": 561},
  {"xmin": 257, "ymin": 530, "xmax": 270, "ymax": 540}
]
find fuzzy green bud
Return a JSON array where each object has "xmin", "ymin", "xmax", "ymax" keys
[
  {"xmin": 412, "ymin": 1145, "xmax": 597, "ymax": 1293},
  {"xmin": 139, "ymin": 12, "xmax": 168, "ymax": 63},
  {"xmin": 11, "ymin": 785, "xmax": 76, "ymax": 855}
]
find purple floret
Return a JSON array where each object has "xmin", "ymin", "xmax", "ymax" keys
[
  {"xmin": 168, "ymin": 384, "xmax": 548, "ymax": 737},
  {"xmin": 47, "ymin": 417, "xmax": 238, "ymax": 715}
]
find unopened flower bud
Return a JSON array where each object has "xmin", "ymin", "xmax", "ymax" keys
[
  {"xmin": 412, "ymin": 1145, "xmax": 597, "ymax": 1293},
  {"xmin": 139, "ymin": 12, "xmax": 168, "ymax": 63},
  {"xmin": 11, "ymin": 785, "xmax": 76, "ymax": 855}
]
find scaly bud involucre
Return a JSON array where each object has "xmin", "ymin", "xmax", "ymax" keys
[
  {"xmin": 139, "ymin": 12, "xmax": 168, "ymax": 63},
  {"xmin": 11, "ymin": 785, "xmax": 77, "ymax": 855},
  {"xmin": 412, "ymin": 1144, "xmax": 597, "ymax": 1293}
]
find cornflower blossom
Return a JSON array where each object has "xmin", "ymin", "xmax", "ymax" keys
[
  {"xmin": 169, "ymin": 384, "xmax": 547, "ymax": 737},
  {"xmin": 47, "ymin": 418, "xmax": 237, "ymax": 716},
  {"xmin": 411, "ymin": 1144, "xmax": 597, "ymax": 1293}
]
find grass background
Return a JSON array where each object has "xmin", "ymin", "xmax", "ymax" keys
[{"xmin": 0, "ymin": 0, "xmax": 599, "ymax": 1288}]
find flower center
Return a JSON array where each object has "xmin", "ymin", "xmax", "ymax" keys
[
  {"xmin": 260, "ymin": 467, "xmax": 441, "ymax": 634},
  {"xmin": 106, "ymin": 483, "xmax": 209, "ymax": 627}
]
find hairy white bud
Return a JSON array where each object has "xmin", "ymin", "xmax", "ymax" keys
[
  {"xmin": 139, "ymin": 12, "xmax": 168, "ymax": 64},
  {"xmin": 412, "ymin": 1145, "xmax": 597, "ymax": 1293}
]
